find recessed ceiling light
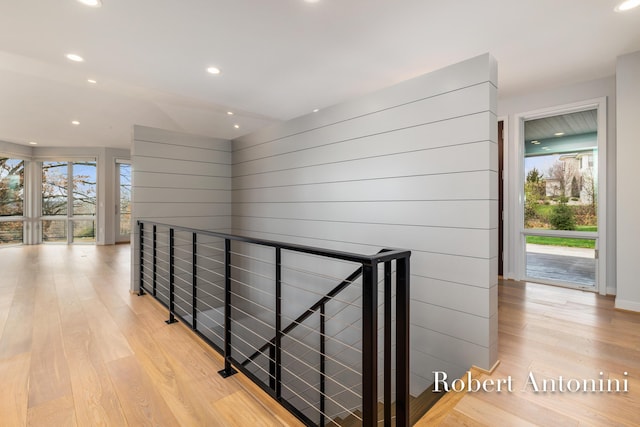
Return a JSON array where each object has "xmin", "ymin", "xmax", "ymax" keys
[
  {"xmin": 234, "ymin": 124, "xmax": 240, "ymax": 129},
  {"xmin": 77, "ymin": 0, "xmax": 102, "ymax": 6},
  {"xmin": 87, "ymin": 79, "xmax": 97, "ymax": 84},
  {"xmin": 541, "ymin": 146, "xmax": 550, "ymax": 150},
  {"xmin": 227, "ymin": 111, "xmax": 234, "ymax": 115},
  {"xmin": 71, "ymin": 120, "xmax": 80, "ymax": 125},
  {"xmin": 29, "ymin": 141, "xmax": 38, "ymax": 145},
  {"xmin": 304, "ymin": 0, "xmax": 320, "ymax": 3},
  {"xmin": 313, "ymin": 109, "xmax": 319, "ymax": 113},
  {"xmin": 207, "ymin": 67, "xmax": 221, "ymax": 75},
  {"xmin": 531, "ymin": 140, "xmax": 540, "ymax": 145},
  {"xmin": 615, "ymin": 0, "xmax": 640, "ymax": 12},
  {"xmin": 66, "ymin": 53, "xmax": 84, "ymax": 62},
  {"xmin": 554, "ymin": 132, "xmax": 565, "ymax": 136}
]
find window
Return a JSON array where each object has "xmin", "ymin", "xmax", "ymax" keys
[
  {"xmin": 116, "ymin": 162, "xmax": 131, "ymax": 241},
  {"xmin": 41, "ymin": 160, "xmax": 96, "ymax": 243},
  {"xmin": 0, "ymin": 157, "xmax": 25, "ymax": 245}
]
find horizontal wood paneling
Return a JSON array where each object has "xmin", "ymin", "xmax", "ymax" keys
[
  {"xmin": 132, "ymin": 126, "xmax": 233, "ymax": 291},
  {"xmin": 232, "ymin": 54, "xmax": 498, "ymax": 395},
  {"xmin": 234, "ymin": 141, "xmax": 497, "ymax": 188},
  {"xmin": 233, "ymin": 200, "xmax": 497, "ymax": 229},
  {"xmin": 134, "ymin": 140, "xmax": 232, "ymax": 164},
  {"xmin": 134, "ymin": 156, "xmax": 231, "ymax": 178},
  {"xmin": 134, "ymin": 126, "xmax": 231, "ymax": 152},
  {"xmin": 233, "ymin": 171, "xmax": 498, "ymax": 202},
  {"xmin": 133, "ymin": 189, "xmax": 230, "ymax": 204},
  {"xmin": 411, "ymin": 300, "xmax": 490, "ymax": 347},
  {"xmin": 411, "ymin": 276, "xmax": 495, "ymax": 318},
  {"xmin": 227, "ymin": 226, "xmax": 497, "ymax": 289},
  {"xmin": 236, "ymin": 111, "xmax": 496, "ymax": 169},
  {"xmin": 410, "ymin": 324, "xmax": 491, "ymax": 372},
  {"xmin": 133, "ymin": 172, "xmax": 230, "ymax": 190},
  {"xmin": 234, "ymin": 84, "xmax": 495, "ymax": 165},
  {"xmin": 233, "ymin": 216, "xmax": 496, "ymax": 258}
]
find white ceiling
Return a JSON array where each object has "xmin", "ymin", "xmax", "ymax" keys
[{"xmin": 1, "ymin": 0, "xmax": 639, "ymax": 149}]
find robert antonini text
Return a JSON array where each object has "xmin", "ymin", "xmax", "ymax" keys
[{"xmin": 433, "ymin": 371, "xmax": 629, "ymax": 393}]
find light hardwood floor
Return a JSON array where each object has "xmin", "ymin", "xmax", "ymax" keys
[
  {"xmin": 0, "ymin": 244, "xmax": 303, "ymax": 427},
  {"xmin": 3, "ymin": 244, "xmax": 640, "ymax": 426},
  {"xmin": 417, "ymin": 278, "xmax": 640, "ymax": 426}
]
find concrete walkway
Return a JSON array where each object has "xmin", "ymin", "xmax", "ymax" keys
[
  {"xmin": 526, "ymin": 244, "xmax": 596, "ymax": 287},
  {"xmin": 526, "ymin": 243, "xmax": 595, "ymax": 259}
]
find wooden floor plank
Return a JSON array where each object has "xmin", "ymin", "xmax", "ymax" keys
[
  {"xmin": 0, "ymin": 353, "xmax": 31, "ymax": 426},
  {"xmin": 106, "ymin": 355, "xmax": 180, "ymax": 427},
  {"xmin": 26, "ymin": 395, "xmax": 77, "ymax": 427},
  {"xmin": 27, "ymin": 272, "xmax": 73, "ymax": 409},
  {"xmin": 78, "ymin": 291, "xmax": 134, "ymax": 363},
  {"xmin": 0, "ymin": 271, "xmax": 36, "ymax": 359},
  {"xmin": 213, "ymin": 390, "xmax": 286, "ymax": 427},
  {"xmin": 111, "ymin": 307, "xmax": 226, "ymax": 426},
  {"xmin": 56, "ymin": 272, "xmax": 128, "ymax": 427}
]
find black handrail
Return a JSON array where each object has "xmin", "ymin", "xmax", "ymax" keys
[{"xmin": 136, "ymin": 220, "xmax": 410, "ymax": 427}]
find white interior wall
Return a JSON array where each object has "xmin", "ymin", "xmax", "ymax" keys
[
  {"xmin": 130, "ymin": 125, "xmax": 232, "ymax": 290},
  {"xmin": 232, "ymin": 54, "xmax": 499, "ymax": 395},
  {"xmin": 498, "ymin": 76, "xmax": 617, "ymax": 294},
  {"xmin": 615, "ymin": 51, "xmax": 640, "ymax": 312},
  {"xmin": 0, "ymin": 140, "xmax": 32, "ymax": 158}
]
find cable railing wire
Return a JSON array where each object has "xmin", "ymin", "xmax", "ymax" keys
[
  {"xmin": 228, "ymin": 276, "xmax": 276, "ymax": 299},
  {"xmin": 136, "ymin": 220, "xmax": 411, "ymax": 427}
]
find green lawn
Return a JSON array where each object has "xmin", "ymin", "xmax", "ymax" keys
[{"xmin": 526, "ymin": 226, "xmax": 597, "ymax": 249}]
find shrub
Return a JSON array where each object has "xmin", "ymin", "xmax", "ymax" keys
[
  {"xmin": 550, "ymin": 199, "xmax": 576, "ymax": 230},
  {"xmin": 571, "ymin": 204, "xmax": 597, "ymax": 226}
]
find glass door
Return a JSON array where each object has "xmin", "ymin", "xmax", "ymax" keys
[
  {"xmin": 115, "ymin": 161, "xmax": 131, "ymax": 242},
  {"xmin": 522, "ymin": 109, "xmax": 599, "ymax": 289},
  {"xmin": 41, "ymin": 160, "xmax": 97, "ymax": 243}
]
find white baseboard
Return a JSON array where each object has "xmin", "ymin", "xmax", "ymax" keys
[
  {"xmin": 615, "ymin": 298, "xmax": 640, "ymax": 312},
  {"xmin": 606, "ymin": 286, "xmax": 616, "ymax": 296}
]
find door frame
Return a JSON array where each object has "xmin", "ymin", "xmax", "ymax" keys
[{"xmin": 511, "ymin": 97, "xmax": 607, "ymax": 294}]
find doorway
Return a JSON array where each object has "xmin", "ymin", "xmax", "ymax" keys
[
  {"xmin": 516, "ymin": 100, "xmax": 606, "ymax": 292},
  {"xmin": 115, "ymin": 161, "xmax": 131, "ymax": 243}
]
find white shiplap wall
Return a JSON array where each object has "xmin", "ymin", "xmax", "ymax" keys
[
  {"xmin": 232, "ymin": 54, "xmax": 498, "ymax": 395},
  {"xmin": 616, "ymin": 51, "xmax": 640, "ymax": 311},
  {"xmin": 131, "ymin": 125, "xmax": 232, "ymax": 289}
]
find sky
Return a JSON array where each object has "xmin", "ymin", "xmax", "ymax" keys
[{"xmin": 525, "ymin": 154, "xmax": 560, "ymax": 178}]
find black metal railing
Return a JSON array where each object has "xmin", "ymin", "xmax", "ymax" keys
[{"xmin": 137, "ymin": 220, "xmax": 411, "ymax": 426}]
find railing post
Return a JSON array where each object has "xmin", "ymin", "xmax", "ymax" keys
[
  {"xmin": 138, "ymin": 221, "xmax": 145, "ymax": 295},
  {"xmin": 166, "ymin": 228, "xmax": 178, "ymax": 324},
  {"xmin": 192, "ymin": 232, "xmax": 197, "ymax": 330},
  {"xmin": 275, "ymin": 247, "xmax": 282, "ymax": 397},
  {"xmin": 384, "ymin": 260, "xmax": 392, "ymax": 426},
  {"xmin": 320, "ymin": 303, "xmax": 326, "ymax": 427},
  {"xmin": 362, "ymin": 262, "xmax": 378, "ymax": 427},
  {"xmin": 152, "ymin": 225, "xmax": 157, "ymax": 297},
  {"xmin": 219, "ymin": 238, "xmax": 237, "ymax": 378},
  {"xmin": 396, "ymin": 255, "xmax": 410, "ymax": 427}
]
